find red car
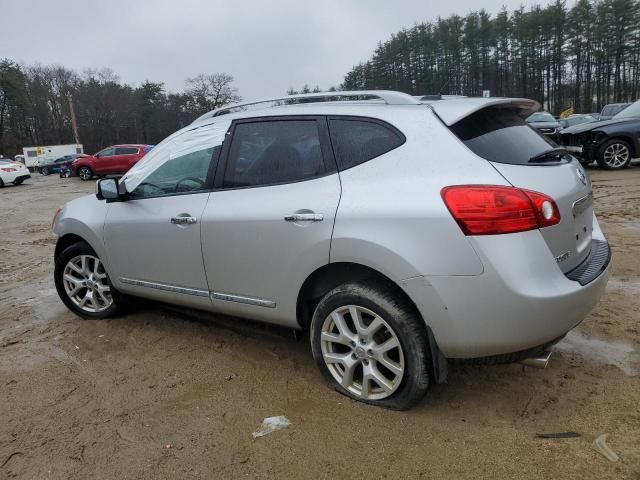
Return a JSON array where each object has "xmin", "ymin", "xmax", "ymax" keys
[{"xmin": 71, "ymin": 144, "xmax": 152, "ymax": 181}]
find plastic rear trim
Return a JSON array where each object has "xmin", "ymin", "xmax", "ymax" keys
[{"xmin": 564, "ymin": 239, "xmax": 611, "ymax": 286}]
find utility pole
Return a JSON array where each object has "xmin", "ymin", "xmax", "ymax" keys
[{"xmin": 67, "ymin": 93, "xmax": 80, "ymax": 148}]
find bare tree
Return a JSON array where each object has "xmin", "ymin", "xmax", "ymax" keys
[{"xmin": 184, "ymin": 73, "xmax": 241, "ymax": 116}]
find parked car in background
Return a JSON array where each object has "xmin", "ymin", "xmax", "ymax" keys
[
  {"xmin": 23, "ymin": 144, "xmax": 84, "ymax": 170},
  {"xmin": 70, "ymin": 144, "xmax": 151, "ymax": 180},
  {"xmin": 598, "ymin": 102, "xmax": 630, "ymax": 121},
  {"xmin": 558, "ymin": 114, "xmax": 597, "ymax": 129},
  {"xmin": 53, "ymin": 91, "xmax": 611, "ymax": 410},
  {"xmin": 38, "ymin": 154, "xmax": 86, "ymax": 176},
  {"xmin": 526, "ymin": 111, "xmax": 562, "ymax": 137},
  {"xmin": 0, "ymin": 159, "xmax": 31, "ymax": 187},
  {"xmin": 559, "ymin": 99, "xmax": 640, "ymax": 169}
]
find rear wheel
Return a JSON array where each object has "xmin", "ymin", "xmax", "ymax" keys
[
  {"xmin": 77, "ymin": 166, "xmax": 93, "ymax": 181},
  {"xmin": 597, "ymin": 139, "xmax": 632, "ymax": 170},
  {"xmin": 13, "ymin": 178, "xmax": 24, "ymax": 185},
  {"xmin": 54, "ymin": 241, "xmax": 124, "ymax": 319},
  {"xmin": 0, "ymin": 178, "xmax": 4, "ymax": 188},
  {"xmin": 310, "ymin": 281, "xmax": 431, "ymax": 410}
]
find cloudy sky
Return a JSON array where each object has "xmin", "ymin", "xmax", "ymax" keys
[{"xmin": 3, "ymin": 0, "xmax": 549, "ymax": 99}]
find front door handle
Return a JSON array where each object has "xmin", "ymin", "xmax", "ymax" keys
[
  {"xmin": 284, "ymin": 213, "xmax": 324, "ymax": 222},
  {"xmin": 171, "ymin": 215, "xmax": 197, "ymax": 225}
]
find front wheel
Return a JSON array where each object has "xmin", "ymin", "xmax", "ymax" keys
[
  {"xmin": 41, "ymin": 167, "xmax": 49, "ymax": 176},
  {"xmin": 77, "ymin": 166, "xmax": 93, "ymax": 181},
  {"xmin": 310, "ymin": 281, "xmax": 431, "ymax": 410},
  {"xmin": 597, "ymin": 139, "xmax": 632, "ymax": 170},
  {"xmin": 54, "ymin": 241, "xmax": 124, "ymax": 319}
]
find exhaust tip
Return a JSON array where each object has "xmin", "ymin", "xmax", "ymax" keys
[{"xmin": 520, "ymin": 351, "xmax": 552, "ymax": 369}]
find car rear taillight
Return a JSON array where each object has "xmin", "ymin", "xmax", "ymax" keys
[
  {"xmin": 441, "ymin": 185, "xmax": 561, "ymax": 235},
  {"xmin": 1, "ymin": 168, "xmax": 16, "ymax": 172}
]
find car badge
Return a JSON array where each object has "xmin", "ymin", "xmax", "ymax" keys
[{"xmin": 576, "ymin": 168, "xmax": 587, "ymax": 186}]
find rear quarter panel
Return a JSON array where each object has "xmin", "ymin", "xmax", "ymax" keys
[{"xmin": 330, "ymin": 108, "xmax": 510, "ymax": 280}]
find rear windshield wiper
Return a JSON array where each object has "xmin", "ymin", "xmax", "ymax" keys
[{"xmin": 528, "ymin": 147, "xmax": 569, "ymax": 164}]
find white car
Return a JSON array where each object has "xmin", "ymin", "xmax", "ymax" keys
[{"xmin": 0, "ymin": 160, "xmax": 31, "ymax": 187}]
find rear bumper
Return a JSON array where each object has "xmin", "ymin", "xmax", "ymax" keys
[
  {"xmin": 2, "ymin": 172, "xmax": 30, "ymax": 183},
  {"xmin": 402, "ymin": 225, "xmax": 611, "ymax": 359}
]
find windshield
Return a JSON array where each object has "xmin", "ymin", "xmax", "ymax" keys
[
  {"xmin": 613, "ymin": 101, "xmax": 640, "ymax": 120},
  {"xmin": 566, "ymin": 115, "xmax": 596, "ymax": 127},
  {"xmin": 527, "ymin": 112, "xmax": 555, "ymax": 123}
]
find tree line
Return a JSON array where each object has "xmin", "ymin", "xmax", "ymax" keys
[
  {"xmin": 342, "ymin": 0, "xmax": 640, "ymax": 115},
  {"xmin": 0, "ymin": 60, "xmax": 240, "ymax": 158}
]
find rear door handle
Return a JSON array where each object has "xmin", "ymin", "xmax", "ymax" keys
[
  {"xmin": 284, "ymin": 213, "xmax": 324, "ymax": 222},
  {"xmin": 171, "ymin": 215, "xmax": 197, "ymax": 225}
]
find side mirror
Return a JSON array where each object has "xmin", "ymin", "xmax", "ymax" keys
[{"xmin": 96, "ymin": 178, "xmax": 122, "ymax": 201}]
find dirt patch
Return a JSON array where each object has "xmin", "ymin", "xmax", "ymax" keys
[{"xmin": 1, "ymin": 171, "xmax": 639, "ymax": 479}]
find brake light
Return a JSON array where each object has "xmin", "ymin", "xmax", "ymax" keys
[
  {"xmin": 441, "ymin": 185, "xmax": 561, "ymax": 235},
  {"xmin": 1, "ymin": 168, "xmax": 16, "ymax": 172}
]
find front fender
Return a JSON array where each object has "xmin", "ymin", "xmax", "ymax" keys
[{"xmin": 53, "ymin": 195, "xmax": 113, "ymax": 277}]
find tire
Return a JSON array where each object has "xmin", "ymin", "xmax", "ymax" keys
[
  {"xmin": 310, "ymin": 280, "xmax": 431, "ymax": 410},
  {"xmin": 54, "ymin": 241, "xmax": 124, "ymax": 319},
  {"xmin": 597, "ymin": 139, "xmax": 632, "ymax": 170},
  {"xmin": 77, "ymin": 166, "xmax": 93, "ymax": 181},
  {"xmin": 41, "ymin": 167, "xmax": 49, "ymax": 176},
  {"xmin": 0, "ymin": 177, "xmax": 4, "ymax": 188},
  {"xmin": 13, "ymin": 178, "xmax": 23, "ymax": 185}
]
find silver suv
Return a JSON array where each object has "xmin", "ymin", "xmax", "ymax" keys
[{"xmin": 53, "ymin": 91, "xmax": 611, "ymax": 409}]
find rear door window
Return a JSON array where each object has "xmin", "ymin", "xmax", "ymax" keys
[
  {"xmin": 328, "ymin": 118, "xmax": 405, "ymax": 170},
  {"xmin": 116, "ymin": 147, "xmax": 139, "ymax": 155},
  {"xmin": 449, "ymin": 107, "xmax": 558, "ymax": 165}
]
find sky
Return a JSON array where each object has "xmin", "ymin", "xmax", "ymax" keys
[{"xmin": 2, "ymin": 0, "xmax": 550, "ymax": 100}]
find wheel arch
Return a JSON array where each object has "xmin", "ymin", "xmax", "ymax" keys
[
  {"xmin": 599, "ymin": 134, "xmax": 637, "ymax": 157},
  {"xmin": 296, "ymin": 261, "xmax": 447, "ymax": 383},
  {"xmin": 54, "ymin": 233, "xmax": 87, "ymax": 259}
]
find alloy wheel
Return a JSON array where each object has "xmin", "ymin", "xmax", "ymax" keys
[
  {"xmin": 62, "ymin": 255, "xmax": 113, "ymax": 313},
  {"xmin": 320, "ymin": 305, "xmax": 405, "ymax": 400},
  {"xmin": 603, "ymin": 143, "xmax": 630, "ymax": 168},
  {"xmin": 78, "ymin": 167, "xmax": 91, "ymax": 180}
]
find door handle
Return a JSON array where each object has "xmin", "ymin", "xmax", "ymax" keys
[
  {"xmin": 171, "ymin": 215, "xmax": 197, "ymax": 225},
  {"xmin": 284, "ymin": 213, "xmax": 324, "ymax": 222}
]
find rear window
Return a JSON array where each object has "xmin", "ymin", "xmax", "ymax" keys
[
  {"xmin": 450, "ymin": 107, "xmax": 557, "ymax": 165},
  {"xmin": 328, "ymin": 118, "xmax": 405, "ymax": 171}
]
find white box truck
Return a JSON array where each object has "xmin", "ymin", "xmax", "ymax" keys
[{"xmin": 23, "ymin": 144, "xmax": 84, "ymax": 169}]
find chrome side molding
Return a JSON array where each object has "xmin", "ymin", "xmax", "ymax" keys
[
  {"xmin": 211, "ymin": 291, "xmax": 276, "ymax": 308},
  {"xmin": 119, "ymin": 278, "xmax": 277, "ymax": 308},
  {"xmin": 119, "ymin": 278, "xmax": 210, "ymax": 297}
]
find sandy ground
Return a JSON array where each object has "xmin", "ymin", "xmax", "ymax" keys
[{"xmin": 0, "ymin": 168, "xmax": 639, "ymax": 479}]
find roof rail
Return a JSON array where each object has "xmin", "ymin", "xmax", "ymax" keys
[{"xmin": 192, "ymin": 90, "xmax": 422, "ymax": 124}]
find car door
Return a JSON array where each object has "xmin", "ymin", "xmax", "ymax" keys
[
  {"xmin": 114, "ymin": 147, "xmax": 140, "ymax": 173},
  {"xmin": 104, "ymin": 122, "xmax": 229, "ymax": 309},
  {"xmin": 201, "ymin": 116, "xmax": 341, "ymax": 327},
  {"xmin": 93, "ymin": 147, "xmax": 117, "ymax": 174}
]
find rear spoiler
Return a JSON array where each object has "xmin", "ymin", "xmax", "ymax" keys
[{"xmin": 427, "ymin": 98, "xmax": 540, "ymax": 126}]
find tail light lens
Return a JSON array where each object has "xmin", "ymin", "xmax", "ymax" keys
[
  {"xmin": 1, "ymin": 168, "xmax": 16, "ymax": 172},
  {"xmin": 441, "ymin": 185, "xmax": 561, "ymax": 235}
]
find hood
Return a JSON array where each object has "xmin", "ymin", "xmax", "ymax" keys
[{"xmin": 560, "ymin": 118, "xmax": 637, "ymax": 134}]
